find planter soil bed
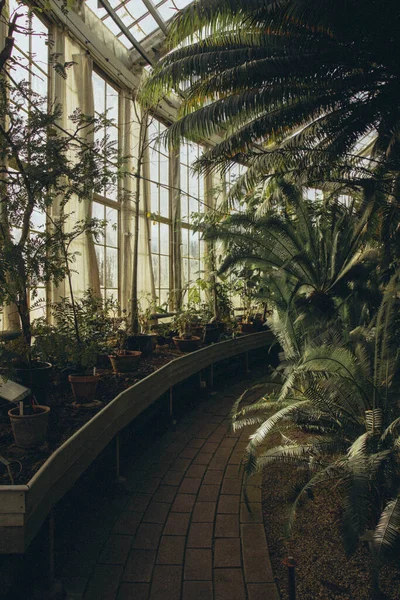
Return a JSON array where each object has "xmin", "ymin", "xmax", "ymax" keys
[
  {"xmin": 0, "ymin": 347, "xmax": 181, "ymax": 486},
  {"xmin": 262, "ymin": 430, "xmax": 400, "ymax": 600},
  {"xmin": 0, "ymin": 332, "xmax": 273, "ymax": 554}
]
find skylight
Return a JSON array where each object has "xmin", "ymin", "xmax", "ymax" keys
[{"xmin": 85, "ymin": 0, "xmax": 194, "ymax": 52}]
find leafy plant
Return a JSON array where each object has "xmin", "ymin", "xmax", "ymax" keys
[
  {"xmin": 33, "ymin": 290, "xmax": 122, "ymax": 373},
  {"xmin": 172, "ymin": 304, "xmax": 202, "ymax": 338},
  {"xmin": 206, "ymin": 189, "xmax": 378, "ymax": 331},
  {"xmin": 0, "ymin": 18, "xmax": 121, "ymax": 365},
  {"xmin": 232, "ymin": 274, "xmax": 400, "ymax": 566},
  {"xmin": 140, "ymin": 0, "xmax": 400, "ymax": 207}
]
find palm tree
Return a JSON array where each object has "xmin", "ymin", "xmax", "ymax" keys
[
  {"xmin": 141, "ymin": 0, "xmax": 400, "ymax": 199},
  {"xmin": 232, "ymin": 274, "xmax": 400, "ymax": 564}
]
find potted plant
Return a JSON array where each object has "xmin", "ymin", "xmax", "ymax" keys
[
  {"xmin": 232, "ymin": 271, "xmax": 262, "ymax": 334},
  {"xmin": 8, "ymin": 399, "xmax": 50, "ymax": 449},
  {"xmin": 0, "ymin": 25, "xmax": 121, "ymax": 404},
  {"xmin": 151, "ymin": 321, "xmax": 175, "ymax": 346},
  {"xmin": 108, "ymin": 327, "xmax": 142, "ymax": 374},
  {"xmin": 172, "ymin": 305, "xmax": 203, "ymax": 352},
  {"xmin": 126, "ymin": 294, "xmax": 160, "ymax": 357},
  {"xmin": 34, "ymin": 291, "xmax": 114, "ymax": 406}
]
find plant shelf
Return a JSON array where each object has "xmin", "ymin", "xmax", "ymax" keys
[{"xmin": 0, "ymin": 331, "xmax": 273, "ymax": 553}]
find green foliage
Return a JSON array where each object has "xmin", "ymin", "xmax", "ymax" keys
[
  {"xmin": 231, "ymin": 273, "xmax": 400, "ymax": 561},
  {"xmin": 33, "ymin": 290, "xmax": 123, "ymax": 373},
  {"xmin": 205, "ymin": 190, "xmax": 378, "ymax": 331},
  {"xmin": 0, "ymin": 33, "xmax": 124, "ymax": 358},
  {"xmin": 141, "ymin": 0, "xmax": 400, "ymax": 200}
]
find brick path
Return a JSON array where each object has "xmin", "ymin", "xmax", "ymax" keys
[{"xmin": 61, "ymin": 378, "xmax": 280, "ymax": 600}]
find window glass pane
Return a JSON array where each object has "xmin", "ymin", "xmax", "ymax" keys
[
  {"xmin": 151, "ymin": 221, "xmax": 159, "ymax": 253},
  {"xmin": 32, "ymin": 65, "xmax": 47, "ymax": 97},
  {"xmin": 151, "ymin": 183, "xmax": 159, "ymax": 213},
  {"xmin": 159, "ymin": 186, "xmax": 169, "ymax": 217},
  {"xmin": 189, "ymin": 231, "xmax": 198, "ymax": 259},
  {"xmin": 189, "ymin": 175, "xmax": 198, "ymax": 198},
  {"xmin": 159, "ymin": 222, "xmax": 169, "ymax": 255},
  {"xmin": 182, "ymin": 228, "xmax": 189, "ymax": 256},
  {"xmin": 105, "ymin": 247, "xmax": 118, "ymax": 288},
  {"xmin": 95, "ymin": 245, "xmax": 105, "ymax": 287},
  {"xmin": 106, "ymin": 207, "xmax": 118, "ymax": 247},
  {"xmin": 106, "ymin": 84, "xmax": 119, "ymax": 122},
  {"xmin": 159, "ymin": 289, "xmax": 169, "ymax": 306},
  {"xmin": 160, "ymin": 255, "xmax": 169, "ymax": 288},
  {"xmin": 190, "ymin": 259, "xmax": 200, "ymax": 280},
  {"xmin": 189, "ymin": 196, "xmax": 199, "ymax": 217},
  {"xmin": 180, "ymin": 165, "xmax": 188, "ymax": 193},
  {"xmin": 92, "ymin": 72, "xmax": 105, "ymax": 114},
  {"xmin": 32, "ymin": 29, "xmax": 48, "ymax": 68},
  {"xmin": 183, "ymin": 258, "xmax": 189, "ymax": 286},
  {"xmin": 152, "ymin": 254, "xmax": 159, "ymax": 287},
  {"xmin": 159, "ymin": 159, "xmax": 168, "ymax": 185},
  {"xmin": 188, "ymin": 143, "xmax": 198, "ymax": 165},
  {"xmin": 92, "ymin": 201, "xmax": 105, "ymax": 242}
]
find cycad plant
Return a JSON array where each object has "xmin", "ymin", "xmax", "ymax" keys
[
  {"xmin": 233, "ymin": 274, "xmax": 400, "ymax": 563},
  {"xmin": 206, "ymin": 187, "xmax": 378, "ymax": 330}
]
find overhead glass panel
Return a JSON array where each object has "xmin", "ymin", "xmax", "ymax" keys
[{"xmin": 85, "ymin": 0, "xmax": 196, "ymax": 56}]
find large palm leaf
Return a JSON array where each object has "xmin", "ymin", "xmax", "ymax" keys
[{"xmin": 141, "ymin": 0, "xmax": 400, "ymax": 193}]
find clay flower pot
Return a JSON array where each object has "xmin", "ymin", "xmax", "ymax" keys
[
  {"xmin": 240, "ymin": 323, "xmax": 256, "ymax": 334},
  {"xmin": 8, "ymin": 405, "xmax": 50, "ymax": 448},
  {"xmin": 172, "ymin": 336, "xmax": 201, "ymax": 353},
  {"xmin": 68, "ymin": 374, "xmax": 100, "ymax": 407},
  {"xmin": 109, "ymin": 351, "xmax": 142, "ymax": 374}
]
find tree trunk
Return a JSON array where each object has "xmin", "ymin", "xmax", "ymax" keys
[{"xmin": 130, "ymin": 115, "xmax": 147, "ymax": 335}]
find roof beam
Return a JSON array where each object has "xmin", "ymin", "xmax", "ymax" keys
[
  {"xmin": 98, "ymin": 0, "xmax": 155, "ymax": 65},
  {"xmin": 141, "ymin": 0, "xmax": 168, "ymax": 36}
]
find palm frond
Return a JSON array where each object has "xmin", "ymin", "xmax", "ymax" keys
[{"xmin": 372, "ymin": 496, "xmax": 400, "ymax": 558}]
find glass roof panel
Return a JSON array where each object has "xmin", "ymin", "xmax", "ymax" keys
[
  {"xmin": 85, "ymin": 0, "xmax": 195, "ymax": 44},
  {"xmin": 156, "ymin": 0, "xmax": 180, "ymax": 22}
]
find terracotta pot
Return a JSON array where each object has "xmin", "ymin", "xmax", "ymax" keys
[
  {"xmin": 203, "ymin": 325, "xmax": 221, "ymax": 344},
  {"xmin": 190, "ymin": 325, "xmax": 204, "ymax": 338},
  {"xmin": 240, "ymin": 323, "xmax": 256, "ymax": 334},
  {"xmin": 126, "ymin": 334, "xmax": 155, "ymax": 357},
  {"xmin": 109, "ymin": 351, "xmax": 142, "ymax": 374},
  {"xmin": 173, "ymin": 336, "xmax": 201, "ymax": 353},
  {"xmin": 68, "ymin": 374, "xmax": 100, "ymax": 404},
  {"xmin": 8, "ymin": 405, "xmax": 50, "ymax": 448}
]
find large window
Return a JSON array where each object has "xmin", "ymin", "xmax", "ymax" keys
[
  {"xmin": 92, "ymin": 71, "xmax": 120, "ymax": 300},
  {"xmin": 9, "ymin": 2, "xmax": 49, "ymax": 320},
  {"xmin": 92, "ymin": 71, "xmax": 119, "ymax": 202},
  {"xmin": 180, "ymin": 141, "xmax": 204, "ymax": 289},
  {"xmin": 148, "ymin": 119, "xmax": 170, "ymax": 305},
  {"xmin": 9, "ymin": 0, "xmax": 49, "ymax": 102},
  {"xmin": 92, "ymin": 203, "xmax": 119, "ymax": 301}
]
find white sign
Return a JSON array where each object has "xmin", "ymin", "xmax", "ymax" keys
[{"xmin": 0, "ymin": 377, "xmax": 31, "ymax": 403}]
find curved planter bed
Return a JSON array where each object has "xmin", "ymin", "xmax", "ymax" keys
[{"xmin": 0, "ymin": 331, "xmax": 273, "ymax": 553}]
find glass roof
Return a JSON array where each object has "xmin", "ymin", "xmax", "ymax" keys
[{"xmin": 85, "ymin": 0, "xmax": 193, "ymax": 52}]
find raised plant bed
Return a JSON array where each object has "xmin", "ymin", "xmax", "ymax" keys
[{"xmin": 0, "ymin": 331, "xmax": 273, "ymax": 553}]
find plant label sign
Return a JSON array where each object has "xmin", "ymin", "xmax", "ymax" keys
[{"xmin": 0, "ymin": 378, "xmax": 31, "ymax": 403}]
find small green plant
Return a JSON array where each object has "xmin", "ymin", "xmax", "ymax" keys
[
  {"xmin": 172, "ymin": 305, "xmax": 202, "ymax": 338},
  {"xmin": 33, "ymin": 290, "xmax": 122, "ymax": 373}
]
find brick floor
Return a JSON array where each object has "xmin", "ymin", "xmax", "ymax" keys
[{"xmin": 60, "ymin": 373, "xmax": 279, "ymax": 599}]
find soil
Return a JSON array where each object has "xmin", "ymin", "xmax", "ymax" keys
[
  {"xmin": 261, "ymin": 433, "xmax": 400, "ymax": 600},
  {"xmin": 0, "ymin": 346, "xmax": 181, "ymax": 485}
]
